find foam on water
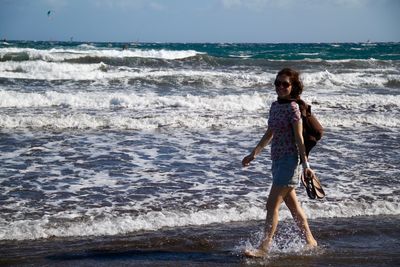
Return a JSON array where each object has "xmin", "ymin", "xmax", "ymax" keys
[
  {"xmin": 1, "ymin": 89, "xmax": 398, "ymax": 110},
  {"xmin": 0, "ymin": 123, "xmax": 398, "ymax": 241},
  {"xmin": 1, "ymin": 110, "xmax": 399, "ymax": 130},
  {"xmin": 1, "ymin": 60, "xmax": 398, "ymax": 92},
  {"xmin": 0, "ymin": 47, "xmax": 202, "ymax": 62},
  {"xmin": 1, "ymin": 42, "xmax": 399, "ymax": 242},
  {"xmin": 0, "ymin": 90, "xmax": 269, "ymax": 110},
  {"xmin": 1, "ymin": 197, "xmax": 399, "ymax": 241},
  {"xmin": 303, "ymin": 69, "xmax": 399, "ymax": 89},
  {"xmin": 0, "ymin": 60, "xmax": 273, "ymax": 90},
  {"xmin": 0, "ymin": 90, "xmax": 399, "ymax": 129}
]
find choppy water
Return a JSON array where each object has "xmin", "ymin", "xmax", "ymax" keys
[{"xmin": 0, "ymin": 41, "xmax": 399, "ymax": 264}]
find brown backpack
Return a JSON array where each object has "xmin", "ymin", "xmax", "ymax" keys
[
  {"xmin": 277, "ymin": 98, "xmax": 324, "ymax": 157},
  {"xmin": 296, "ymin": 99, "xmax": 324, "ymax": 157}
]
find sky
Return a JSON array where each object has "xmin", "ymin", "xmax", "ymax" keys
[{"xmin": 0, "ymin": 0, "xmax": 399, "ymax": 43}]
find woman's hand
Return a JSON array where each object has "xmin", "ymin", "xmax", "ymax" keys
[
  {"xmin": 242, "ymin": 128, "xmax": 272, "ymax": 167},
  {"xmin": 242, "ymin": 154, "xmax": 255, "ymax": 167},
  {"xmin": 304, "ymin": 167, "xmax": 315, "ymax": 179}
]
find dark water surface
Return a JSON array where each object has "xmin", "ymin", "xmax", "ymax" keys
[{"xmin": 1, "ymin": 215, "xmax": 399, "ymax": 267}]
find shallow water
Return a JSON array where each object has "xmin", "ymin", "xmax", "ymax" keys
[{"xmin": 1, "ymin": 216, "xmax": 399, "ymax": 266}]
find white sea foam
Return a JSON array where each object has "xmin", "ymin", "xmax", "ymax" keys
[
  {"xmin": 0, "ymin": 90, "xmax": 267, "ymax": 110},
  {"xmin": 1, "ymin": 90, "xmax": 398, "ymax": 110},
  {"xmin": 0, "ymin": 90, "xmax": 399, "ymax": 129},
  {"xmin": 0, "ymin": 113, "xmax": 265, "ymax": 130},
  {"xmin": 302, "ymin": 70, "xmax": 399, "ymax": 89},
  {"xmin": 297, "ymin": 53, "xmax": 320, "ymax": 56},
  {"xmin": 0, "ymin": 47, "xmax": 202, "ymax": 61},
  {"xmin": 1, "ymin": 197, "xmax": 398, "ymax": 240},
  {"xmin": 0, "ymin": 61, "xmax": 106, "ymax": 80},
  {"xmin": 0, "ymin": 61, "xmax": 271, "ymax": 88},
  {"xmin": 1, "ymin": 59, "xmax": 398, "ymax": 91},
  {"xmin": 77, "ymin": 43, "xmax": 97, "ymax": 49}
]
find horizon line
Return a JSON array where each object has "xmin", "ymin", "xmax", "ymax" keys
[{"xmin": 2, "ymin": 39, "xmax": 400, "ymax": 45}]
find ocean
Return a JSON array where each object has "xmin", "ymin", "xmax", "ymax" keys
[{"xmin": 0, "ymin": 41, "xmax": 399, "ymax": 266}]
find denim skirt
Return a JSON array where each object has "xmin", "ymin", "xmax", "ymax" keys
[{"xmin": 271, "ymin": 154, "xmax": 300, "ymax": 187}]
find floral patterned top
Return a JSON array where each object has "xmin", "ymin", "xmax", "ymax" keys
[{"xmin": 268, "ymin": 101, "xmax": 302, "ymax": 160}]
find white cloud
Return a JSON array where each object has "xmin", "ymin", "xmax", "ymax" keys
[
  {"xmin": 221, "ymin": 0, "xmax": 241, "ymax": 8},
  {"xmin": 220, "ymin": 0, "xmax": 304, "ymax": 10},
  {"xmin": 92, "ymin": 0, "xmax": 164, "ymax": 10},
  {"xmin": 149, "ymin": 2, "xmax": 165, "ymax": 11},
  {"xmin": 42, "ymin": 0, "xmax": 68, "ymax": 8},
  {"xmin": 327, "ymin": 0, "xmax": 367, "ymax": 8},
  {"xmin": 220, "ymin": 0, "xmax": 377, "ymax": 10}
]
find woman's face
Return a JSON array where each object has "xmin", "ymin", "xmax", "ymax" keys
[{"xmin": 274, "ymin": 75, "xmax": 292, "ymax": 99}]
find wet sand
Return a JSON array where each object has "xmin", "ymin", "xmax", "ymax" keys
[{"xmin": 1, "ymin": 215, "xmax": 399, "ymax": 267}]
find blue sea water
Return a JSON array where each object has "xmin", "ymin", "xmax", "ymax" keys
[{"xmin": 0, "ymin": 41, "xmax": 399, "ymax": 266}]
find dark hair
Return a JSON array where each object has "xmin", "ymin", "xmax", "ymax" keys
[{"xmin": 276, "ymin": 68, "xmax": 303, "ymax": 99}]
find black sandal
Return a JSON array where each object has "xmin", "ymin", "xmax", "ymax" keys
[
  {"xmin": 312, "ymin": 174, "xmax": 325, "ymax": 199},
  {"xmin": 301, "ymin": 172, "xmax": 325, "ymax": 199}
]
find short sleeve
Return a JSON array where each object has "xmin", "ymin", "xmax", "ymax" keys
[
  {"xmin": 289, "ymin": 102, "xmax": 301, "ymax": 124},
  {"xmin": 267, "ymin": 102, "xmax": 275, "ymax": 127}
]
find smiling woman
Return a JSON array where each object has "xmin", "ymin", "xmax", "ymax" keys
[{"xmin": 242, "ymin": 68, "xmax": 318, "ymax": 258}]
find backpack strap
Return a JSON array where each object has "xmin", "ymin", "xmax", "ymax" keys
[{"xmin": 280, "ymin": 98, "xmax": 323, "ymax": 156}]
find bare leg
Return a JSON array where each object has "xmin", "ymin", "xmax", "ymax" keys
[
  {"xmin": 284, "ymin": 189, "xmax": 317, "ymax": 248},
  {"xmin": 245, "ymin": 185, "xmax": 291, "ymax": 258}
]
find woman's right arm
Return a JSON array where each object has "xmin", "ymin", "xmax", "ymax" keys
[{"xmin": 242, "ymin": 127, "xmax": 273, "ymax": 166}]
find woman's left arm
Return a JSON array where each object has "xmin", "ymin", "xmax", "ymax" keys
[{"xmin": 293, "ymin": 121, "xmax": 314, "ymax": 176}]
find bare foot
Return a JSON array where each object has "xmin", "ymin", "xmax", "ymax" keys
[
  {"xmin": 305, "ymin": 240, "xmax": 318, "ymax": 250},
  {"xmin": 244, "ymin": 248, "xmax": 268, "ymax": 258}
]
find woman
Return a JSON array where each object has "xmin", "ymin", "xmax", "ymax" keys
[{"xmin": 242, "ymin": 68, "xmax": 317, "ymax": 258}]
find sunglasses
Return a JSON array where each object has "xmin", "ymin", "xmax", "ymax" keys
[{"xmin": 274, "ymin": 80, "xmax": 291, "ymax": 88}]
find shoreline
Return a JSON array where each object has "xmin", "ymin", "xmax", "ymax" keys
[{"xmin": 1, "ymin": 215, "xmax": 399, "ymax": 266}]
